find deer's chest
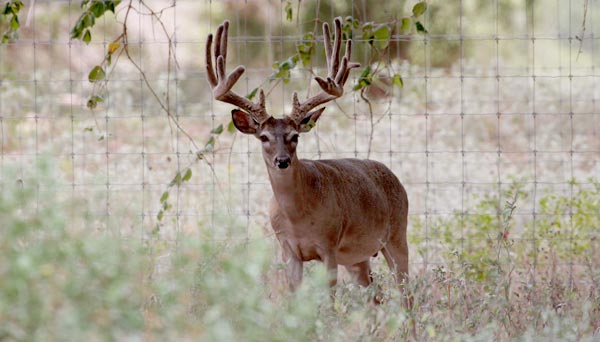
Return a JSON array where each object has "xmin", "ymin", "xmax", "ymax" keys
[{"xmin": 269, "ymin": 199, "xmax": 338, "ymax": 262}]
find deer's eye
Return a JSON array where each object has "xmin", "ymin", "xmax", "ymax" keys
[
  {"xmin": 290, "ymin": 134, "xmax": 299, "ymax": 143},
  {"xmin": 259, "ymin": 135, "xmax": 270, "ymax": 143}
]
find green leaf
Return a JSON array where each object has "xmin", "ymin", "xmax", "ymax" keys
[
  {"xmin": 89, "ymin": 2, "xmax": 106, "ymax": 17},
  {"xmin": 227, "ymin": 120, "xmax": 236, "ymax": 133},
  {"xmin": 160, "ymin": 191, "xmax": 169, "ymax": 203},
  {"xmin": 412, "ymin": 2, "xmax": 427, "ymax": 17},
  {"xmin": 10, "ymin": 13, "xmax": 19, "ymax": 30},
  {"xmin": 83, "ymin": 12, "xmax": 95, "ymax": 28},
  {"xmin": 170, "ymin": 171, "xmax": 182, "ymax": 186},
  {"xmin": 353, "ymin": 65, "xmax": 372, "ymax": 91},
  {"xmin": 280, "ymin": 56, "xmax": 296, "ymax": 70},
  {"xmin": 303, "ymin": 119, "xmax": 316, "ymax": 132},
  {"xmin": 359, "ymin": 65, "xmax": 372, "ymax": 78},
  {"xmin": 284, "ymin": 1, "xmax": 292, "ymax": 21},
  {"xmin": 392, "ymin": 74, "xmax": 403, "ymax": 88},
  {"xmin": 182, "ymin": 168, "xmax": 192, "ymax": 182},
  {"xmin": 2, "ymin": 3, "xmax": 12, "ymax": 15},
  {"xmin": 401, "ymin": 17, "xmax": 411, "ymax": 32},
  {"xmin": 345, "ymin": 16, "xmax": 359, "ymax": 29},
  {"xmin": 415, "ymin": 21, "xmax": 428, "ymax": 34},
  {"xmin": 106, "ymin": 1, "xmax": 120, "ymax": 13},
  {"xmin": 210, "ymin": 124, "xmax": 224, "ymax": 135},
  {"xmin": 13, "ymin": 1, "xmax": 24, "ymax": 11},
  {"xmin": 84, "ymin": 127, "xmax": 94, "ymax": 132},
  {"xmin": 246, "ymin": 87, "xmax": 258, "ymax": 100},
  {"xmin": 82, "ymin": 29, "xmax": 92, "ymax": 44},
  {"xmin": 373, "ymin": 24, "xmax": 390, "ymax": 50},
  {"xmin": 108, "ymin": 41, "xmax": 120, "ymax": 54},
  {"xmin": 86, "ymin": 97, "xmax": 97, "ymax": 109},
  {"xmin": 272, "ymin": 56, "xmax": 297, "ymax": 83},
  {"xmin": 361, "ymin": 22, "xmax": 373, "ymax": 32},
  {"xmin": 157, "ymin": 210, "xmax": 164, "ymax": 221},
  {"xmin": 297, "ymin": 33, "xmax": 314, "ymax": 67},
  {"xmin": 70, "ymin": 19, "xmax": 84, "ymax": 39},
  {"xmin": 88, "ymin": 65, "xmax": 106, "ymax": 83},
  {"xmin": 204, "ymin": 136, "xmax": 215, "ymax": 151}
]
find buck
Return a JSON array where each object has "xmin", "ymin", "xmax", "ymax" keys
[{"xmin": 205, "ymin": 18, "xmax": 409, "ymax": 299}]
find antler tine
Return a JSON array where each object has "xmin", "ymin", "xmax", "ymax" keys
[
  {"xmin": 205, "ymin": 33, "xmax": 217, "ymax": 87},
  {"xmin": 322, "ymin": 22, "xmax": 332, "ymax": 72},
  {"xmin": 290, "ymin": 17, "xmax": 360, "ymax": 122},
  {"xmin": 329, "ymin": 17, "xmax": 342, "ymax": 79},
  {"xmin": 205, "ymin": 20, "xmax": 269, "ymax": 123},
  {"xmin": 218, "ymin": 20, "xmax": 228, "ymax": 64}
]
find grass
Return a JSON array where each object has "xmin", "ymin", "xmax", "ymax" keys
[
  {"xmin": 1, "ymin": 158, "xmax": 599, "ymax": 341},
  {"xmin": 1, "ymin": 3, "xmax": 599, "ymax": 339}
]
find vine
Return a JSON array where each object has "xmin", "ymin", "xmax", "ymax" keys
[
  {"xmin": 271, "ymin": 2, "xmax": 428, "ymax": 157},
  {"xmin": 68, "ymin": 0, "xmax": 209, "ymax": 230},
  {"xmin": 0, "ymin": 0, "xmax": 23, "ymax": 43},
  {"xmin": 3, "ymin": 0, "xmax": 428, "ymax": 228}
]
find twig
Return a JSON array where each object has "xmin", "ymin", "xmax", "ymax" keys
[{"xmin": 576, "ymin": 0, "xmax": 589, "ymax": 61}]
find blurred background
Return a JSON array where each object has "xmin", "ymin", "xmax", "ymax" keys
[
  {"xmin": 2, "ymin": 0, "xmax": 600, "ymax": 279},
  {"xmin": 1, "ymin": 0, "xmax": 600, "ymax": 339}
]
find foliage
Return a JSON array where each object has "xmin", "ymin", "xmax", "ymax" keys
[
  {"xmin": 1, "ymin": 159, "xmax": 599, "ymax": 340},
  {"xmin": 155, "ymin": 167, "xmax": 192, "ymax": 225},
  {"xmin": 70, "ymin": 0, "xmax": 121, "ymax": 43},
  {"xmin": 0, "ymin": 158, "xmax": 147, "ymax": 340},
  {"xmin": 535, "ymin": 180, "xmax": 600, "ymax": 260},
  {"xmin": 70, "ymin": 0, "xmax": 122, "ymax": 110},
  {"xmin": 411, "ymin": 180, "xmax": 600, "ymax": 284},
  {"xmin": 0, "ymin": 0, "xmax": 23, "ymax": 43},
  {"xmin": 272, "ymin": 1, "xmax": 428, "ymax": 93}
]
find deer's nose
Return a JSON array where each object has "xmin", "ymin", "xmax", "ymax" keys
[{"xmin": 275, "ymin": 156, "xmax": 291, "ymax": 169}]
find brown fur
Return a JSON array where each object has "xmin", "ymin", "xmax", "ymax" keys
[
  {"xmin": 207, "ymin": 18, "xmax": 409, "ymax": 298},
  {"xmin": 233, "ymin": 111, "xmax": 409, "ymax": 293}
]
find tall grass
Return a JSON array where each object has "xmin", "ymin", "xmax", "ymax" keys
[{"xmin": 1, "ymin": 159, "xmax": 599, "ymax": 341}]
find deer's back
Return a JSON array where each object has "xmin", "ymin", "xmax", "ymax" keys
[{"xmin": 305, "ymin": 158, "xmax": 407, "ymax": 214}]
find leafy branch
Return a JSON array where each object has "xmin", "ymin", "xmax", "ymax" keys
[
  {"xmin": 272, "ymin": 2, "xmax": 428, "ymax": 99},
  {"xmin": 69, "ymin": 0, "xmax": 216, "ymax": 229},
  {"xmin": 1, "ymin": 0, "xmax": 23, "ymax": 43},
  {"xmin": 69, "ymin": 0, "xmax": 428, "ymax": 226}
]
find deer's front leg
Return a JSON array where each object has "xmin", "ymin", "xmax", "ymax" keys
[
  {"xmin": 323, "ymin": 255, "xmax": 338, "ymax": 288},
  {"xmin": 321, "ymin": 254, "xmax": 338, "ymax": 303},
  {"xmin": 281, "ymin": 243, "xmax": 303, "ymax": 292}
]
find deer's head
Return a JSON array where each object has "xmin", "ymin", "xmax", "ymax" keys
[
  {"xmin": 206, "ymin": 18, "xmax": 359, "ymax": 171},
  {"xmin": 230, "ymin": 108, "xmax": 325, "ymax": 170}
]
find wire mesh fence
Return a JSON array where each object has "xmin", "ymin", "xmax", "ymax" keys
[{"xmin": 1, "ymin": 0, "xmax": 599, "ymax": 281}]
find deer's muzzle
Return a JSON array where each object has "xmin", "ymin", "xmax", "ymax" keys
[{"xmin": 275, "ymin": 156, "xmax": 291, "ymax": 169}]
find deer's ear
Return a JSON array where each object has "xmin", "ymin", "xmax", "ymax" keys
[
  {"xmin": 231, "ymin": 109, "xmax": 259, "ymax": 135},
  {"xmin": 298, "ymin": 107, "xmax": 325, "ymax": 133}
]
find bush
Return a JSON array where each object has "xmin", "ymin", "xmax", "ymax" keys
[
  {"xmin": 0, "ymin": 159, "xmax": 147, "ymax": 340},
  {"xmin": 1, "ymin": 159, "xmax": 599, "ymax": 340}
]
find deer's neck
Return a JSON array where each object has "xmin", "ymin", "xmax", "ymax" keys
[{"xmin": 266, "ymin": 157, "xmax": 315, "ymax": 221}]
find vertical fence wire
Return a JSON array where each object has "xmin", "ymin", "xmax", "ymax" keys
[{"xmin": 0, "ymin": 0, "xmax": 598, "ymax": 274}]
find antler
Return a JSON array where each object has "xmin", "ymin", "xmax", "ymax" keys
[
  {"xmin": 206, "ymin": 20, "xmax": 269, "ymax": 123},
  {"xmin": 290, "ymin": 17, "xmax": 360, "ymax": 122}
]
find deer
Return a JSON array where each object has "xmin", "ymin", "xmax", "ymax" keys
[{"xmin": 205, "ymin": 18, "xmax": 409, "ymax": 301}]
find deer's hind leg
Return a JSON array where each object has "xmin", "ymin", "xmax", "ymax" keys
[
  {"xmin": 345, "ymin": 260, "xmax": 386, "ymax": 304},
  {"xmin": 381, "ymin": 234, "xmax": 409, "ymax": 288},
  {"xmin": 344, "ymin": 260, "xmax": 373, "ymax": 287}
]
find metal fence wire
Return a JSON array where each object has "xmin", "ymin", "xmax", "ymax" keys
[{"xmin": 0, "ymin": 0, "xmax": 599, "ymax": 279}]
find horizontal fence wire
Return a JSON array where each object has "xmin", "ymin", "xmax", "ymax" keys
[{"xmin": 0, "ymin": 0, "xmax": 599, "ymax": 280}]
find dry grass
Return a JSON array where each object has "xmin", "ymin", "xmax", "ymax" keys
[{"xmin": 1, "ymin": 1, "xmax": 600, "ymax": 340}]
